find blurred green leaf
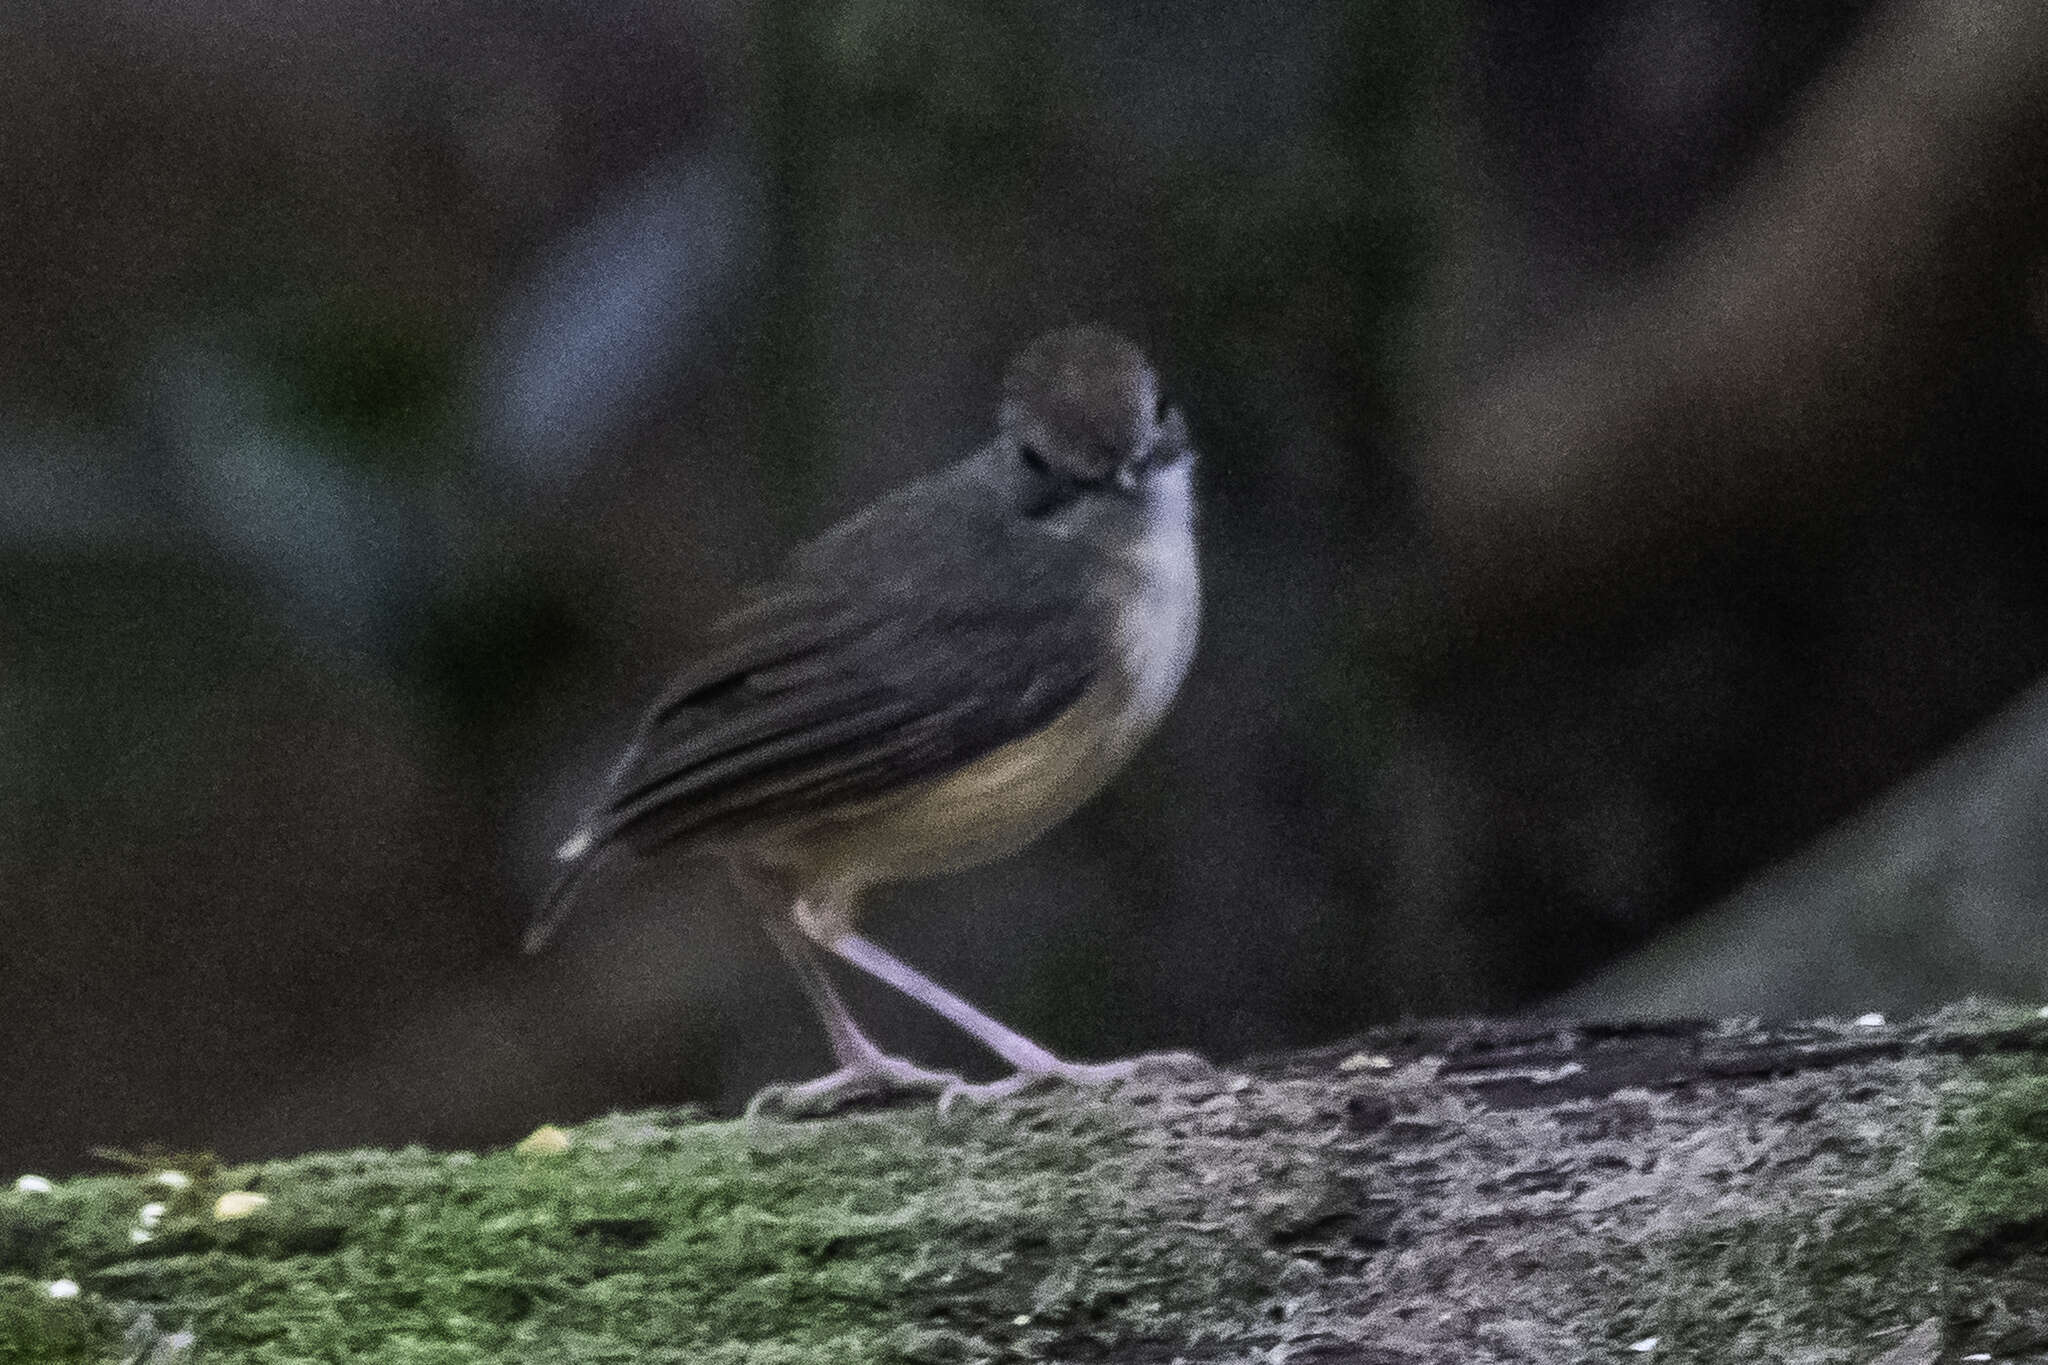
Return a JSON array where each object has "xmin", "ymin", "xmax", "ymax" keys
[{"xmin": 269, "ymin": 296, "xmax": 459, "ymax": 464}]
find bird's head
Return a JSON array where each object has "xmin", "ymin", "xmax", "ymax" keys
[{"xmin": 997, "ymin": 326, "xmax": 1192, "ymax": 515}]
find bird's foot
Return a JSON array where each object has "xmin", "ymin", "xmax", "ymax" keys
[
  {"xmin": 745, "ymin": 1052, "xmax": 967, "ymax": 1121},
  {"xmin": 937, "ymin": 1048, "xmax": 1218, "ymax": 1113}
]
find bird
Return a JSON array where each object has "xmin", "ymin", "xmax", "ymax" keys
[{"xmin": 525, "ymin": 325, "xmax": 1204, "ymax": 1116}]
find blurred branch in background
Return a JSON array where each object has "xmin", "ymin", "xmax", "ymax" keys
[
  {"xmin": 478, "ymin": 145, "xmax": 759, "ymax": 498},
  {"xmin": 1388, "ymin": 0, "xmax": 2048, "ymax": 1031},
  {"xmin": 1561, "ymin": 669, "xmax": 2048, "ymax": 1020},
  {"xmin": 1419, "ymin": 0, "xmax": 2048, "ymax": 633},
  {"xmin": 1342, "ymin": 0, "xmax": 2048, "ymax": 1025}
]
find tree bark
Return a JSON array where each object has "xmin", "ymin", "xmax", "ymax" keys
[{"xmin": 8, "ymin": 1005, "xmax": 2048, "ymax": 1362}]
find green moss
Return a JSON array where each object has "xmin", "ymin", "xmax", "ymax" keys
[
  {"xmin": 1608, "ymin": 1187, "xmax": 1944, "ymax": 1365},
  {"xmin": 1923, "ymin": 1056, "xmax": 2048, "ymax": 1254},
  {"xmin": 0, "ymin": 1277, "xmax": 121, "ymax": 1365},
  {"xmin": 1604, "ymin": 1052, "xmax": 2048, "ymax": 1362},
  {"xmin": 1, "ymin": 1104, "xmax": 1287, "ymax": 1363}
]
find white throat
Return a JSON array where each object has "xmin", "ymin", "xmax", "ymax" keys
[{"xmin": 1113, "ymin": 459, "xmax": 1201, "ymax": 734}]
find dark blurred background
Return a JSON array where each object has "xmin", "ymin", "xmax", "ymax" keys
[{"xmin": 7, "ymin": 0, "xmax": 2048, "ymax": 1174}]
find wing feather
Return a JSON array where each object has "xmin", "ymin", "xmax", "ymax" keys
[{"xmin": 524, "ymin": 456, "xmax": 1108, "ymax": 952}]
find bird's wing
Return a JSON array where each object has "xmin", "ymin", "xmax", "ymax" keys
[
  {"xmin": 520, "ymin": 478, "xmax": 1114, "ymax": 949},
  {"xmin": 522, "ymin": 467, "xmax": 1105, "ymax": 954},
  {"xmin": 599, "ymin": 569, "xmax": 1101, "ymax": 851},
  {"xmin": 598, "ymin": 465, "xmax": 1109, "ymax": 850}
]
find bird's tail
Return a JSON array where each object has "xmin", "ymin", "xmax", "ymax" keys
[{"xmin": 521, "ymin": 829, "xmax": 604, "ymax": 954}]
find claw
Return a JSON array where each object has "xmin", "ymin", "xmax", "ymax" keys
[
  {"xmin": 935, "ymin": 1070, "xmax": 1043, "ymax": 1115},
  {"xmin": 744, "ymin": 1053, "xmax": 967, "ymax": 1121},
  {"xmin": 747, "ymin": 1049, "xmax": 1222, "ymax": 1121},
  {"xmin": 936, "ymin": 1049, "xmax": 1221, "ymax": 1114}
]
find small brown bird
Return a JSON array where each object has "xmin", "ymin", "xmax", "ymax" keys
[{"xmin": 526, "ymin": 326, "xmax": 1203, "ymax": 1114}]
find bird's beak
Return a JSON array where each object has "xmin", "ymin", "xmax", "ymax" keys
[
  {"xmin": 1117, "ymin": 408, "xmax": 1193, "ymax": 491},
  {"xmin": 1151, "ymin": 406, "xmax": 1194, "ymax": 467}
]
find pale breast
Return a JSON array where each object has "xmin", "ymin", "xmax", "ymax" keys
[
  {"xmin": 742, "ymin": 687, "xmax": 1112, "ymax": 893},
  {"xmin": 1107, "ymin": 476, "xmax": 1201, "ymax": 750}
]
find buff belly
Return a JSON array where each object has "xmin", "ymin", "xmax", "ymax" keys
[{"xmin": 745, "ymin": 683, "xmax": 1141, "ymax": 896}]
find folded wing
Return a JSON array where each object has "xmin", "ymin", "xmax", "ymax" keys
[{"xmin": 523, "ymin": 503, "xmax": 1104, "ymax": 952}]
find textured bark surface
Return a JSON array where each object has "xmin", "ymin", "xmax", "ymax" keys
[{"xmin": 8, "ymin": 1003, "xmax": 2048, "ymax": 1363}]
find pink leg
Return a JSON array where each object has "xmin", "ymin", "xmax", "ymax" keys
[
  {"xmin": 747, "ymin": 917, "xmax": 968, "ymax": 1118},
  {"xmin": 815, "ymin": 929, "xmax": 1207, "ymax": 1103},
  {"xmin": 762, "ymin": 917, "xmax": 880, "ymax": 1067},
  {"xmin": 825, "ymin": 932, "xmax": 1066, "ymax": 1072}
]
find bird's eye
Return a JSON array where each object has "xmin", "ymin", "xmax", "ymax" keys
[{"xmin": 1017, "ymin": 443, "xmax": 1084, "ymax": 518}]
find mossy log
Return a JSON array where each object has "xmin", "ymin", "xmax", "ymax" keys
[{"xmin": 9, "ymin": 1003, "xmax": 2048, "ymax": 1363}]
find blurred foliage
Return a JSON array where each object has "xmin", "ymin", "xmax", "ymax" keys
[
  {"xmin": 411, "ymin": 566, "xmax": 590, "ymax": 742},
  {"xmin": 824, "ymin": 0, "xmax": 1048, "ymax": 155},
  {"xmin": 267, "ymin": 295, "xmax": 461, "ymax": 466},
  {"xmin": 1162, "ymin": 3, "xmax": 1455, "ymax": 499},
  {"xmin": 2, "ymin": 560, "xmax": 259, "ymax": 830}
]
